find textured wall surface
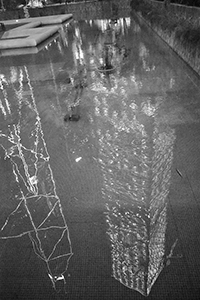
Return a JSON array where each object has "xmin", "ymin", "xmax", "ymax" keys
[{"xmin": 0, "ymin": 0, "xmax": 131, "ymax": 20}]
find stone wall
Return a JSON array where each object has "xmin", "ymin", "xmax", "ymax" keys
[
  {"xmin": 150, "ymin": 0, "xmax": 200, "ymax": 18},
  {"xmin": 66, "ymin": 0, "xmax": 131, "ymax": 19},
  {"xmin": 0, "ymin": 0, "xmax": 131, "ymax": 21},
  {"xmin": 131, "ymin": 0, "xmax": 200, "ymax": 77}
]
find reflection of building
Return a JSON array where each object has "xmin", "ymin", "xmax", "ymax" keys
[
  {"xmin": 0, "ymin": 64, "xmax": 73, "ymax": 292},
  {"xmin": 91, "ymin": 18, "xmax": 130, "ymax": 71},
  {"xmin": 95, "ymin": 90, "xmax": 175, "ymax": 296},
  {"xmin": 92, "ymin": 18, "xmax": 131, "ymax": 34}
]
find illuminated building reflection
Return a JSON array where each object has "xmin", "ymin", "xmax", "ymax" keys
[
  {"xmin": 62, "ymin": 22, "xmax": 88, "ymax": 122},
  {"xmin": 68, "ymin": 23, "xmax": 177, "ymax": 296},
  {"xmin": 93, "ymin": 18, "xmax": 130, "ymax": 73},
  {"xmin": 95, "ymin": 89, "xmax": 176, "ymax": 296},
  {"xmin": 0, "ymin": 66, "xmax": 73, "ymax": 292}
]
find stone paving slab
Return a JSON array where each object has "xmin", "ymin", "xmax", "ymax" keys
[
  {"xmin": 2, "ymin": 14, "xmax": 73, "ymax": 26},
  {"xmin": 0, "ymin": 14, "xmax": 72, "ymax": 49},
  {"xmin": 0, "ymin": 26, "xmax": 59, "ymax": 49}
]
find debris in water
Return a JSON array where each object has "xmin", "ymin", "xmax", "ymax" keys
[
  {"xmin": 64, "ymin": 114, "xmax": 80, "ymax": 122},
  {"xmin": 176, "ymin": 168, "xmax": 183, "ymax": 177}
]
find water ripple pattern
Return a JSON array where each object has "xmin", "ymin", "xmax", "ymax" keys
[{"xmin": 0, "ymin": 66, "xmax": 73, "ymax": 292}]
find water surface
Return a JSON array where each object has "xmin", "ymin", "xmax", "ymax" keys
[{"xmin": 0, "ymin": 14, "xmax": 200, "ymax": 300}]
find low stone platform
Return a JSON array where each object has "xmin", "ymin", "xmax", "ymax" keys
[{"xmin": 0, "ymin": 14, "xmax": 72, "ymax": 49}]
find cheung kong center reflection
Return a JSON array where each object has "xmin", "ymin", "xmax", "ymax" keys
[
  {"xmin": 64, "ymin": 17, "xmax": 177, "ymax": 297},
  {"xmin": 96, "ymin": 93, "xmax": 176, "ymax": 296},
  {"xmin": 88, "ymin": 17, "xmax": 176, "ymax": 295},
  {"xmin": 89, "ymin": 18, "xmax": 177, "ymax": 297}
]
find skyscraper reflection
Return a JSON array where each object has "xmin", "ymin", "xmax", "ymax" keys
[
  {"xmin": 96, "ymin": 92, "xmax": 175, "ymax": 296},
  {"xmin": 0, "ymin": 65, "xmax": 73, "ymax": 292}
]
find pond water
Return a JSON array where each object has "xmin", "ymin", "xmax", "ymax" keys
[{"xmin": 0, "ymin": 13, "xmax": 200, "ymax": 300}]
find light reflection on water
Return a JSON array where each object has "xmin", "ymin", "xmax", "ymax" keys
[
  {"xmin": 0, "ymin": 66, "xmax": 73, "ymax": 292},
  {"xmin": 0, "ymin": 15, "xmax": 198, "ymax": 298},
  {"xmin": 59, "ymin": 17, "xmax": 178, "ymax": 295},
  {"xmin": 95, "ymin": 86, "xmax": 175, "ymax": 295}
]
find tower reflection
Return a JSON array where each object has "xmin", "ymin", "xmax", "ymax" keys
[
  {"xmin": 0, "ymin": 65, "xmax": 73, "ymax": 292},
  {"xmin": 96, "ymin": 92, "xmax": 175, "ymax": 296}
]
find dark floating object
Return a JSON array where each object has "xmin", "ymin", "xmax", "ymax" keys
[
  {"xmin": 98, "ymin": 65, "xmax": 116, "ymax": 73},
  {"xmin": 64, "ymin": 114, "xmax": 80, "ymax": 122},
  {"xmin": 0, "ymin": 22, "xmax": 6, "ymax": 31},
  {"xmin": 66, "ymin": 77, "xmax": 71, "ymax": 84},
  {"xmin": 176, "ymin": 168, "xmax": 183, "ymax": 178}
]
